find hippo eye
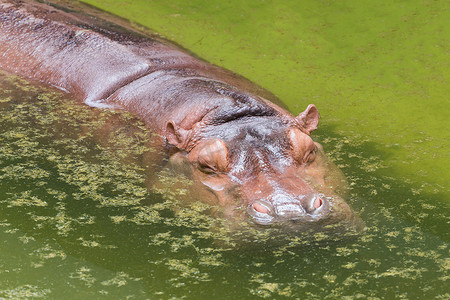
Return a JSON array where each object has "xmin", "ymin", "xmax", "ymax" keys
[
  {"xmin": 197, "ymin": 160, "xmax": 217, "ymax": 174},
  {"xmin": 189, "ymin": 139, "xmax": 229, "ymax": 174},
  {"xmin": 303, "ymin": 146, "xmax": 317, "ymax": 164},
  {"xmin": 289, "ymin": 128, "xmax": 317, "ymax": 165}
]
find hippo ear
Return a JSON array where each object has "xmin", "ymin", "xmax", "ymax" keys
[
  {"xmin": 296, "ymin": 104, "xmax": 320, "ymax": 135},
  {"xmin": 165, "ymin": 121, "xmax": 190, "ymax": 150}
]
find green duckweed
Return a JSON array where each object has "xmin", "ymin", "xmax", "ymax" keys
[{"xmin": 0, "ymin": 1, "xmax": 449, "ymax": 292}]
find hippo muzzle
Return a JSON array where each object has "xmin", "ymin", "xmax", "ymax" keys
[{"xmin": 248, "ymin": 193, "xmax": 333, "ymax": 225}]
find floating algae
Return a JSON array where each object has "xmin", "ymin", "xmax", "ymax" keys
[{"xmin": 0, "ymin": 69, "xmax": 448, "ymax": 299}]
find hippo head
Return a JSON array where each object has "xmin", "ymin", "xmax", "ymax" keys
[{"xmin": 164, "ymin": 102, "xmax": 362, "ymax": 231}]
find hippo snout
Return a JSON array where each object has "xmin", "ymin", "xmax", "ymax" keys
[{"xmin": 247, "ymin": 193, "xmax": 329, "ymax": 225}]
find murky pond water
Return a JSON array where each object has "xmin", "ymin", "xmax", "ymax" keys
[
  {"xmin": 0, "ymin": 0, "xmax": 448, "ymax": 298},
  {"xmin": 0, "ymin": 71, "xmax": 447, "ymax": 299}
]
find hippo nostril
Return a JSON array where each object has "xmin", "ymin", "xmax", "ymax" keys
[
  {"xmin": 302, "ymin": 193, "xmax": 328, "ymax": 215},
  {"xmin": 314, "ymin": 197, "xmax": 323, "ymax": 209},
  {"xmin": 252, "ymin": 202, "xmax": 270, "ymax": 214},
  {"xmin": 247, "ymin": 200, "xmax": 274, "ymax": 225}
]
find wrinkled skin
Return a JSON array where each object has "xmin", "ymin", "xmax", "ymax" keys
[
  {"xmin": 0, "ymin": 0, "xmax": 363, "ymax": 230},
  {"xmin": 166, "ymin": 107, "xmax": 358, "ymax": 228}
]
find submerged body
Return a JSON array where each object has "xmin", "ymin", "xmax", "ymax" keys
[{"xmin": 0, "ymin": 0, "xmax": 362, "ymax": 230}]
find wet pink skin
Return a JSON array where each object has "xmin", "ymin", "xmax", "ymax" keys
[{"xmin": 0, "ymin": 1, "xmax": 361, "ymax": 229}]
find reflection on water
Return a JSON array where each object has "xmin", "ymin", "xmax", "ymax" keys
[{"xmin": 0, "ymin": 73, "xmax": 448, "ymax": 298}]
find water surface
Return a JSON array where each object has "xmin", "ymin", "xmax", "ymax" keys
[{"xmin": 0, "ymin": 0, "xmax": 448, "ymax": 298}]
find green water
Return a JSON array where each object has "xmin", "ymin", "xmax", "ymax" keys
[{"xmin": 0, "ymin": 0, "xmax": 448, "ymax": 298}]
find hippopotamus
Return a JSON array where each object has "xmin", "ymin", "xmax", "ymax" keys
[{"xmin": 0, "ymin": 0, "xmax": 362, "ymax": 231}]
